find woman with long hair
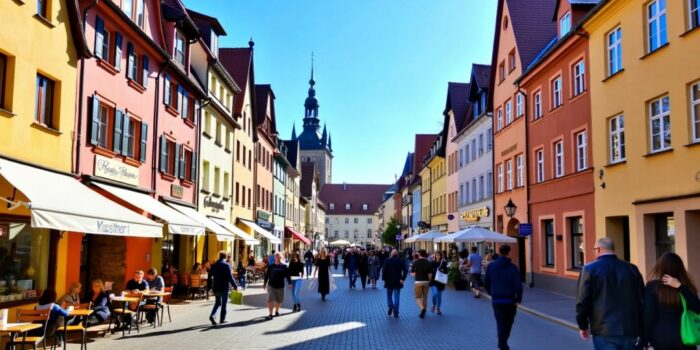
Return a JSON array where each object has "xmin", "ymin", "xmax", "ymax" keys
[
  {"xmin": 430, "ymin": 251, "xmax": 448, "ymax": 315},
  {"xmin": 289, "ymin": 253, "xmax": 305, "ymax": 312},
  {"xmin": 87, "ymin": 279, "xmax": 111, "ymax": 326},
  {"xmin": 368, "ymin": 251, "xmax": 380, "ymax": 289},
  {"xmin": 313, "ymin": 249, "xmax": 331, "ymax": 301},
  {"xmin": 642, "ymin": 252, "xmax": 700, "ymax": 350}
]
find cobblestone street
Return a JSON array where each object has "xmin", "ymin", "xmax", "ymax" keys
[{"xmin": 86, "ymin": 267, "xmax": 589, "ymax": 350}]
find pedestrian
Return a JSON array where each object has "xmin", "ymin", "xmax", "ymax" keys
[
  {"xmin": 484, "ymin": 245, "xmax": 523, "ymax": 350},
  {"xmin": 430, "ymin": 251, "xmax": 448, "ymax": 315},
  {"xmin": 411, "ymin": 249, "xmax": 432, "ymax": 319},
  {"xmin": 382, "ymin": 249, "xmax": 407, "ymax": 318},
  {"xmin": 368, "ymin": 251, "xmax": 381, "ymax": 289},
  {"xmin": 346, "ymin": 248, "xmax": 359, "ymax": 289},
  {"xmin": 332, "ymin": 250, "xmax": 339, "ymax": 270},
  {"xmin": 304, "ymin": 249, "xmax": 314, "ymax": 278},
  {"xmin": 263, "ymin": 252, "xmax": 292, "ymax": 320},
  {"xmin": 313, "ymin": 249, "xmax": 332, "ymax": 301},
  {"xmin": 342, "ymin": 250, "xmax": 348, "ymax": 277},
  {"xmin": 641, "ymin": 252, "xmax": 700, "ymax": 350},
  {"xmin": 268, "ymin": 250, "xmax": 276, "ymax": 265},
  {"xmin": 208, "ymin": 251, "xmax": 238, "ymax": 326},
  {"xmin": 467, "ymin": 246, "xmax": 483, "ymax": 298},
  {"xmin": 236, "ymin": 261, "xmax": 247, "ymax": 290},
  {"xmin": 575, "ymin": 237, "xmax": 644, "ymax": 350},
  {"xmin": 289, "ymin": 253, "xmax": 305, "ymax": 312},
  {"xmin": 358, "ymin": 250, "xmax": 369, "ymax": 289}
]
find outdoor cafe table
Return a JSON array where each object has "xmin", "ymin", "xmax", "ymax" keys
[
  {"xmin": 142, "ymin": 292, "xmax": 171, "ymax": 327},
  {"xmin": 0, "ymin": 322, "xmax": 43, "ymax": 350},
  {"xmin": 62, "ymin": 308, "xmax": 93, "ymax": 349},
  {"xmin": 109, "ymin": 296, "xmax": 140, "ymax": 338}
]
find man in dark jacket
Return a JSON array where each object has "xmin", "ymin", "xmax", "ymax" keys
[
  {"xmin": 345, "ymin": 248, "xmax": 358, "ymax": 288},
  {"xmin": 575, "ymin": 237, "xmax": 644, "ymax": 350},
  {"xmin": 485, "ymin": 245, "xmax": 522, "ymax": 350},
  {"xmin": 208, "ymin": 251, "xmax": 238, "ymax": 326},
  {"xmin": 382, "ymin": 249, "xmax": 407, "ymax": 318},
  {"xmin": 304, "ymin": 249, "xmax": 314, "ymax": 278}
]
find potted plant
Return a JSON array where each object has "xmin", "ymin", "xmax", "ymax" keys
[{"xmin": 448, "ymin": 258, "xmax": 468, "ymax": 290}]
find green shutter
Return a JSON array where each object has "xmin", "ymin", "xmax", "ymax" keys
[
  {"xmin": 181, "ymin": 92, "xmax": 189, "ymax": 120},
  {"xmin": 121, "ymin": 113, "xmax": 131, "ymax": 157},
  {"xmin": 95, "ymin": 17, "xmax": 104, "ymax": 59},
  {"xmin": 159, "ymin": 135, "xmax": 168, "ymax": 173},
  {"xmin": 114, "ymin": 33, "xmax": 122, "ymax": 71},
  {"xmin": 173, "ymin": 143, "xmax": 180, "ymax": 178},
  {"xmin": 140, "ymin": 122, "xmax": 148, "ymax": 163},
  {"xmin": 113, "ymin": 109, "xmax": 124, "ymax": 153},
  {"xmin": 179, "ymin": 146, "xmax": 186, "ymax": 180},
  {"xmin": 141, "ymin": 55, "xmax": 149, "ymax": 87},
  {"xmin": 164, "ymin": 75, "xmax": 171, "ymax": 105},
  {"xmin": 89, "ymin": 95, "xmax": 100, "ymax": 145},
  {"xmin": 190, "ymin": 151, "xmax": 197, "ymax": 182}
]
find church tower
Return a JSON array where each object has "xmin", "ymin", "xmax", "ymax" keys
[{"xmin": 293, "ymin": 55, "xmax": 333, "ymax": 187}]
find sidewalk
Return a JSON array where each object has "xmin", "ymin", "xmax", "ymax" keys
[{"xmin": 482, "ymin": 285, "xmax": 578, "ymax": 330}]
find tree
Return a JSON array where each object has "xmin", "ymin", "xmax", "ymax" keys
[{"xmin": 381, "ymin": 217, "xmax": 400, "ymax": 246}]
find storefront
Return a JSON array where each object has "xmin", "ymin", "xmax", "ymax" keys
[
  {"xmin": 284, "ymin": 226, "xmax": 310, "ymax": 252},
  {"xmin": 239, "ymin": 219, "xmax": 281, "ymax": 259}
]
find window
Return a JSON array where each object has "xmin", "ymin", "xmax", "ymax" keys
[
  {"xmin": 559, "ymin": 12, "xmax": 571, "ymax": 38},
  {"xmin": 508, "ymin": 50, "xmax": 516, "ymax": 72},
  {"xmin": 175, "ymin": 32, "xmax": 186, "ymax": 66},
  {"xmin": 367, "ymin": 218, "xmax": 372, "ymax": 224},
  {"xmin": 210, "ymin": 30, "xmax": 218, "ymax": 56},
  {"xmin": 94, "ymin": 17, "xmax": 124, "ymax": 69},
  {"xmin": 570, "ymin": 217, "xmax": 584, "ymax": 269},
  {"xmin": 0, "ymin": 53, "xmax": 6, "ymax": 109},
  {"xmin": 459, "ymin": 148, "xmax": 463, "ymax": 167},
  {"xmin": 609, "ymin": 114, "xmax": 626, "ymax": 163},
  {"xmin": 234, "ymin": 182, "xmax": 239, "ymax": 203},
  {"xmin": 505, "ymin": 99, "xmax": 512, "ymax": 124},
  {"xmin": 471, "ymin": 179, "xmax": 477, "ymax": 203},
  {"xmin": 223, "ymin": 172, "xmax": 230, "ymax": 198},
  {"xmin": 487, "ymin": 171, "xmax": 493, "ymax": 196},
  {"xmin": 647, "ymin": 0, "xmax": 668, "ymax": 52},
  {"xmin": 487, "ymin": 128, "xmax": 493, "ymax": 151},
  {"xmin": 654, "ymin": 213, "xmax": 675, "ymax": 259},
  {"xmin": 362, "ymin": 204, "xmax": 368, "ymax": 211},
  {"xmin": 497, "ymin": 108, "xmax": 503, "ymax": 130},
  {"xmin": 532, "ymin": 91, "xmax": 542, "ymax": 120},
  {"xmin": 536, "ymin": 149, "xmax": 545, "ymax": 183},
  {"xmin": 345, "ymin": 203, "xmax": 351, "ymax": 210},
  {"xmin": 479, "ymin": 175, "xmax": 484, "ymax": 200},
  {"xmin": 544, "ymin": 219, "xmax": 555, "ymax": 266},
  {"xmin": 573, "ymin": 60, "xmax": 585, "ymax": 96},
  {"xmin": 516, "ymin": 93, "xmax": 523, "ymax": 117},
  {"xmin": 649, "ymin": 95, "xmax": 671, "ymax": 152},
  {"xmin": 354, "ymin": 218, "xmax": 359, "ymax": 224},
  {"xmin": 554, "ymin": 141, "xmax": 564, "ymax": 178},
  {"xmin": 691, "ymin": 0, "xmax": 700, "ymax": 30},
  {"xmin": 464, "ymin": 182, "xmax": 470, "ymax": 204},
  {"xmin": 516, "ymin": 154, "xmax": 524, "ymax": 187},
  {"xmin": 0, "ymin": 223, "xmax": 52, "ymax": 306},
  {"xmin": 478, "ymin": 134, "xmax": 484, "ymax": 155},
  {"xmin": 127, "ymin": 43, "xmax": 138, "ymax": 81},
  {"xmin": 607, "ymin": 27, "xmax": 623, "ymax": 76},
  {"xmin": 35, "ymin": 74, "xmax": 55, "ymax": 128},
  {"xmin": 576, "ymin": 131, "xmax": 587, "ymax": 171},
  {"xmin": 499, "ymin": 62, "xmax": 505, "ymax": 82},
  {"xmin": 497, "ymin": 164, "xmax": 504, "ymax": 193},
  {"xmin": 471, "ymin": 139, "xmax": 477, "ymax": 160},
  {"xmin": 552, "ymin": 76, "xmax": 562, "ymax": 109},
  {"xmin": 691, "ymin": 82, "xmax": 700, "ymax": 142},
  {"xmin": 330, "ymin": 203, "xmax": 335, "ymax": 210},
  {"xmin": 506, "ymin": 160, "xmax": 513, "ymax": 190},
  {"xmin": 215, "ymin": 121, "xmax": 222, "ymax": 145},
  {"xmin": 344, "ymin": 218, "xmax": 349, "ymax": 224},
  {"xmin": 225, "ymin": 129, "xmax": 231, "ymax": 151},
  {"xmin": 37, "ymin": 0, "xmax": 48, "ymax": 18},
  {"xmin": 96, "ymin": 104, "xmax": 110, "ymax": 149},
  {"xmin": 135, "ymin": 0, "xmax": 144, "ymax": 28},
  {"xmin": 344, "ymin": 231, "xmax": 349, "ymax": 238}
]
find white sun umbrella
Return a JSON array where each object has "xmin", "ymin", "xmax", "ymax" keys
[
  {"xmin": 436, "ymin": 226, "xmax": 517, "ymax": 243},
  {"xmin": 412, "ymin": 230, "xmax": 445, "ymax": 242},
  {"xmin": 330, "ymin": 239, "xmax": 351, "ymax": 246}
]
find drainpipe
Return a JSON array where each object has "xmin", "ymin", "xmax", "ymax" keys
[
  {"xmin": 152, "ymin": 63, "xmax": 166, "ymax": 193},
  {"xmin": 74, "ymin": 0, "xmax": 99, "ymax": 175},
  {"xmin": 516, "ymin": 82, "xmax": 534, "ymax": 288}
]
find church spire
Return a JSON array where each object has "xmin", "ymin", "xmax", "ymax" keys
[
  {"xmin": 321, "ymin": 123, "xmax": 327, "ymax": 146},
  {"xmin": 291, "ymin": 123, "xmax": 297, "ymax": 140},
  {"xmin": 304, "ymin": 52, "xmax": 319, "ymax": 120},
  {"xmin": 328, "ymin": 133, "xmax": 332, "ymax": 151}
]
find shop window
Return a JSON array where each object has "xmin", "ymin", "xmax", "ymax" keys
[
  {"xmin": 543, "ymin": 219, "xmax": 555, "ymax": 266},
  {"xmin": 0, "ymin": 223, "xmax": 52, "ymax": 304},
  {"xmin": 570, "ymin": 217, "xmax": 584, "ymax": 269},
  {"xmin": 654, "ymin": 213, "xmax": 675, "ymax": 259}
]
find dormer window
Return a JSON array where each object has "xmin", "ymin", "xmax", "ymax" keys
[
  {"xmin": 210, "ymin": 29, "xmax": 218, "ymax": 57},
  {"xmin": 330, "ymin": 203, "xmax": 334, "ymax": 210},
  {"xmin": 559, "ymin": 12, "xmax": 571, "ymax": 38},
  {"xmin": 345, "ymin": 203, "xmax": 351, "ymax": 210},
  {"xmin": 121, "ymin": 0, "xmax": 144, "ymax": 28},
  {"xmin": 175, "ymin": 31, "xmax": 186, "ymax": 66},
  {"xmin": 362, "ymin": 204, "xmax": 368, "ymax": 211}
]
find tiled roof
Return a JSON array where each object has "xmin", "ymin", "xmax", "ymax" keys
[
  {"xmin": 300, "ymin": 162, "xmax": 317, "ymax": 198},
  {"xmin": 444, "ymin": 83, "xmax": 470, "ymax": 130},
  {"xmin": 254, "ymin": 84, "xmax": 277, "ymax": 136},
  {"xmin": 283, "ymin": 140, "xmax": 299, "ymax": 169},
  {"xmin": 554, "ymin": 0, "xmax": 600, "ymax": 20},
  {"xmin": 472, "ymin": 64, "xmax": 492, "ymax": 91},
  {"xmin": 187, "ymin": 9, "xmax": 226, "ymax": 36},
  {"xmin": 219, "ymin": 48, "xmax": 253, "ymax": 115},
  {"xmin": 414, "ymin": 134, "xmax": 437, "ymax": 176},
  {"xmin": 506, "ymin": 0, "xmax": 558, "ymax": 68},
  {"xmin": 319, "ymin": 184, "xmax": 392, "ymax": 215}
]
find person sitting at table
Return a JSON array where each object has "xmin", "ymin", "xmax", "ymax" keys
[
  {"xmin": 144, "ymin": 268, "xmax": 164, "ymax": 324},
  {"xmin": 59, "ymin": 282, "xmax": 81, "ymax": 308},
  {"xmin": 35, "ymin": 289, "xmax": 73, "ymax": 340},
  {"xmin": 86, "ymin": 279, "xmax": 110, "ymax": 327},
  {"xmin": 202, "ymin": 261, "xmax": 212, "ymax": 274},
  {"xmin": 192, "ymin": 262, "xmax": 203, "ymax": 274},
  {"xmin": 247, "ymin": 255, "xmax": 255, "ymax": 267},
  {"xmin": 126, "ymin": 270, "xmax": 149, "ymax": 291}
]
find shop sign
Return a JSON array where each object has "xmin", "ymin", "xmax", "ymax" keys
[
  {"xmin": 94, "ymin": 155, "xmax": 139, "ymax": 186},
  {"xmin": 460, "ymin": 207, "xmax": 490, "ymax": 222},
  {"xmin": 203, "ymin": 196, "xmax": 224, "ymax": 210},
  {"xmin": 95, "ymin": 220, "xmax": 130, "ymax": 235},
  {"xmin": 257, "ymin": 210, "xmax": 270, "ymax": 221},
  {"xmin": 257, "ymin": 219, "xmax": 273, "ymax": 231},
  {"xmin": 501, "ymin": 144, "xmax": 517, "ymax": 157},
  {"xmin": 171, "ymin": 184, "xmax": 183, "ymax": 199}
]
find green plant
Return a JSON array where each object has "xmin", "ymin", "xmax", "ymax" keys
[
  {"xmin": 448, "ymin": 259, "xmax": 462, "ymax": 283},
  {"xmin": 381, "ymin": 217, "xmax": 400, "ymax": 246}
]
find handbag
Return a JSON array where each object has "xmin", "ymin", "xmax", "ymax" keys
[
  {"xmin": 229, "ymin": 290, "xmax": 244, "ymax": 305},
  {"xmin": 680, "ymin": 293, "xmax": 700, "ymax": 345},
  {"xmin": 435, "ymin": 270, "xmax": 448, "ymax": 285}
]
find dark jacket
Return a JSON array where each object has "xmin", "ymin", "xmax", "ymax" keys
[
  {"xmin": 89, "ymin": 291, "xmax": 111, "ymax": 322},
  {"xmin": 304, "ymin": 251, "xmax": 314, "ymax": 263},
  {"xmin": 382, "ymin": 256, "xmax": 407, "ymax": 289},
  {"xmin": 430, "ymin": 260, "xmax": 448, "ymax": 290},
  {"xmin": 642, "ymin": 280, "xmax": 700, "ymax": 348},
  {"xmin": 484, "ymin": 256, "xmax": 522, "ymax": 304},
  {"xmin": 289, "ymin": 261, "xmax": 304, "ymax": 278},
  {"xmin": 358, "ymin": 254, "xmax": 369, "ymax": 274},
  {"xmin": 575, "ymin": 254, "xmax": 644, "ymax": 336},
  {"xmin": 264, "ymin": 263, "xmax": 292, "ymax": 289},
  {"xmin": 208, "ymin": 259, "xmax": 238, "ymax": 293}
]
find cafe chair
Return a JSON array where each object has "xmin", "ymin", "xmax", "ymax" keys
[
  {"xmin": 159, "ymin": 286, "xmax": 173, "ymax": 326},
  {"xmin": 189, "ymin": 274, "xmax": 206, "ymax": 300},
  {"xmin": 138, "ymin": 296, "xmax": 160, "ymax": 328},
  {"xmin": 62, "ymin": 302, "xmax": 92, "ymax": 350},
  {"xmin": 107, "ymin": 292, "xmax": 143, "ymax": 336},
  {"xmin": 6, "ymin": 308, "xmax": 51, "ymax": 350},
  {"xmin": 179, "ymin": 273, "xmax": 189, "ymax": 295}
]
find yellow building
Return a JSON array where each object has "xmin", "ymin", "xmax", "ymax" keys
[{"xmin": 584, "ymin": 0, "xmax": 700, "ymax": 279}]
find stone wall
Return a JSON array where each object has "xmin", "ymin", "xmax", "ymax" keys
[{"xmin": 88, "ymin": 236, "xmax": 126, "ymax": 292}]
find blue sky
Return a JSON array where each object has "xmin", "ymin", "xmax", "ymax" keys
[{"xmin": 184, "ymin": 0, "xmax": 497, "ymax": 185}]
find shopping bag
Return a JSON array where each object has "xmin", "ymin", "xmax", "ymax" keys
[
  {"xmin": 230, "ymin": 290, "xmax": 244, "ymax": 305},
  {"xmin": 435, "ymin": 270, "xmax": 448, "ymax": 285},
  {"xmin": 680, "ymin": 294, "xmax": 700, "ymax": 345},
  {"xmin": 306, "ymin": 278, "xmax": 317, "ymax": 292},
  {"xmin": 329, "ymin": 275, "xmax": 337, "ymax": 292}
]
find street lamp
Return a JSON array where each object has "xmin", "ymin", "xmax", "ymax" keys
[{"xmin": 504, "ymin": 199, "xmax": 517, "ymax": 218}]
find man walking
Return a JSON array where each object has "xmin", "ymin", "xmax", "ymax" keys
[
  {"xmin": 345, "ymin": 248, "xmax": 358, "ymax": 289},
  {"xmin": 410, "ymin": 249, "xmax": 432, "ymax": 318},
  {"xmin": 304, "ymin": 249, "xmax": 314, "ymax": 278},
  {"xmin": 575, "ymin": 237, "xmax": 644, "ymax": 350},
  {"xmin": 484, "ymin": 245, "xmax": 522, "ymax": 350},
  {"xmin": 382, "ymin": 249, "xmax": 407, "ymax": 318},
  {"xmin": 208, "ymin": 251, "xmax": 238, "ymax": 326},
  {"xmin": 263, "ymin": 252, "xmax": 292, "ymax": 320},
  {"xmin": 467, "ymin": 246, "xmax": 483, "ymax": 298}
]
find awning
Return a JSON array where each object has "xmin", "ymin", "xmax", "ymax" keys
[
  {"xmin": 94, "ymin": 183, "xmax": 204, "ymax": 235},
  {"xmin": 285, "ymin": 226, "xmax": 310, "ymax": 245},
  {"xmin": 239, "ymin": 219, "xmax": 281, "ymax": 244},
  {"xmin": 209, "ymin": 217, "xmax": 260, "ymax": 245},
  {"xmin": 0, "ymin": 158, "xmax": 162, "ymax": 237},
  {"xmin": 167, "ymin": 204, "xmax": 235, "ymax": 242}
]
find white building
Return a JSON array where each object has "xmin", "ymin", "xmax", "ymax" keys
[{"xmin": 320, "ymin": 183, "xmax": 390, "ymax": 247}]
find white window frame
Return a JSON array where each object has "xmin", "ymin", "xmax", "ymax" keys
[
  {"xmin": 607, "ymin": 27, "xmax": 622, "ymax": 76},
  {"xmin": 534, "ymin": 91, "xmax": 542, "ymax": 119},
  {"xmin": 554, "ymin": 141, "xmax": 564, "ymax": 178},
  {"xmin": 175, "ymin": 31, "xmax": 186, "ymax": 66},
  {"xmin": 516, "ymin": 154, "xmax": 524, "ymax": 187},
  {"xmin": 497, "ymin": 164, "xmax": 504, "ymax": 193},
  {"xmin": 649, "ymin": 95, "xmax": 671, "ymax": 152},
  {"xmin": 516, "ymin": 93, "xmax": 524, "ymax": 117},
  {"xmin": 692, "ymin": 82, "xmax": 700, "ymax": 142},
  {"xmin": 506, "ymin": 160, "xmax": 513, "ymax": 190},
  {"xmin": 576, "ymin": 131, "xmax": 587, "ymax": 171},
  {"xmin": 559, "ymin": 12, "xmax": 571, "ymax": 38},
  {"xmin": 536, "ymin": 149, "xmax": 545, "ymax": 183},
  {"xmin": 497, "ymin": 108, "xmax": 503, "ymax": 130},
  {"xmin": 647, "ymin": 0, "xmax": 668, "ymax": 53},
  {"xmin": 552, "ymin": 76, "xmax": 562, "ymax": 108},
  {"xmin": 691, "ymin": 0, "xmax": 700, "ymax": 30},
  {"xmin": 573, "ymin": 60, "xmax": 585, "ymax": 96},
  {"xmin": 609, "ymin": 114, "xmax": 626, "ymax": 163},
  {"xmin": 505, "ymin": 100, "xmax": 513, "ymax": 124}
]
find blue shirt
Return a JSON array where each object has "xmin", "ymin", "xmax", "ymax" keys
[
  {"xmin": 468, "ymin": 253, "xmax": 483, "ymax": 274},
  {"xmin": 268, "ymin": 255, "xmax": 275, "ymax": 265}
]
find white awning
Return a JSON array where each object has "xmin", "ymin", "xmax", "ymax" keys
[
  {"xmin": 209, "ymin": 217, "xmax": 259, "ymax": 245},
  {"xmin": 94, "ymin": 183, "xmax": 204, "ymax": 235},
  {"xmin": 0, "ymin": 158, "xmax": 162, "ymax": 237},
  {"xmin": 167, "ymin": 204, "xmax": 235, "ymax": 241},
  {"xmin": 239, "ymin": 219, "xmax": 281, "ymax": 244}
]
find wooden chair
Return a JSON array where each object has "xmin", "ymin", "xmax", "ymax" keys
[
  {"xmin": 107, "ymin": 292, "xmax": 142, "ymax": 336},
  {"xmin": 179, "ymin": 273, "xmax": 189, "ymax": 295},
  {"xmin": 62, "ymin": 302, "xmax": 91, "ymax": 350},
  {"xmin": 6, "ymin": 308, "xmax": 51, "ymax": 350},
  {"xmin": 189, "ymin": 274, "xmax": 206, "ymax": 300},
  {"xmin": 159, "ymin": 286, "xmax": 173, "ymax": 326}
]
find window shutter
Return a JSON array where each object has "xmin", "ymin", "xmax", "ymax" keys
[
  {"xmin": 179, "ymin": 145, "xmax": 186, "ymax": 180},
  {"xmin": 141, "ymin": 55, "xmax": 149, "ymax": 87},
  {"xmin": 181, "ymin": 93, "xmax": 189, "ymax": 120},
  {"xmin": 121, "ymin": 114, "xmax": 131, "ymax": 157},
  {"xmin": 177, "ymin": 86, "xmax": 184, "ymax": 114},
  {"xmin": 159, "ymin": 135, "xmax": 168, "ymax": 173},
  {"xmin": 114, "ymin": 33, "xmax": 122, "ymax": 71},
  {"xmin": 140, "ymin": 122, "xmax": 148, "ymax": 163},
  {"xmin": 113, "ymin": 109, "xmax": 124, "ymax": 154},
  {"xmin": 173, "ymin": 143, "xmax": 181, "ymax": 178},
  {"xmin": 190, "ymin": 151, "xmax": 197, "ymax": 182},
  {"xmin": 89, "ymin": 95, "xmax": 100, "ymax": 145},
  {"xmin": 164, "ymin": 75, "xmax": 171, "ymax": 105},
  {"xmin": 95, "ymin": 17, "xmax": 105, "ymax": 59},
  {"xmin": 193, "ymin": 99, "xmax": 200, "ymax": 125},
  {"xmin": 126, "ymin": 43, "xmax": 134, "ymax": 79}
]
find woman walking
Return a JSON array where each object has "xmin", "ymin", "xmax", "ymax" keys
[
  {"xmin": 314, "ymin": 249, "xmax": 332, "ymax": 301},
  {"xmin": 358, "ymin": 250, "xmax": 369, "ymax": 289},
  {"xmin": 430, "ymin": 251, "xmax": 448, "ymax": 315},
  {"xmin": 289, "ymin": 253, "xmax": 305, "ymax": 312},
  {"xmin": 642, "ymin": 252, "xmax": 700, "ymax": 350},
  {"xmin": 368, "ymin": 251, "xmax": 380, "ymax": 289}
]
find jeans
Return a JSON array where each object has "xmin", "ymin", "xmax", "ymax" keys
[
  {"xmin": 305, "ymin": 261, "xmax": 313, "ymax": 277},
  {"xmin": 592, "ymin": 336, "xmax": 638, "ymax": 350},
  {"xmin": 492, "ymin": 303, "xmax": 517, "ymax": 350},
  {"xmin": 359, "ymin": 273, "xmax": 367, "ymax": 289},
  {"xmin": 292, "ymin": 279, "xmax": 303, "ymax": 304},
  {"xmin": 238, "ymin": 275, "xmax": 246, "ymax": 289},
  {"xmin": 210, "ymin": 291, "xmax": 229, "ymax": 322},
  {"xmin": 348, "ymin": 268, "xmax": 357, "ymax": 288},
  {"xmin": 431, "ymin": 286, "xmax": 443, "ymax": 308},
  {"xmin": 386, "ymin": 288, "xmax": 401, "ymax": 316}
]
